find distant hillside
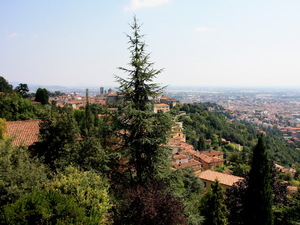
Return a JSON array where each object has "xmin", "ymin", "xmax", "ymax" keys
[{"xmin": 176, "ymin": 103, "xmax": 300, "ymax": 166}]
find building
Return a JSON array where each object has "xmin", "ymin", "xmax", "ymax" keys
[
  {"xmin": 153, "ymin": 103, "xmax": 170, "ymax": 113},
  {"xmin": 160, "ymin": 95, "xmax": 177, "ymax": 107},
  {"xmin": 200, "ymin": 150, "xmax": 224, "ymax": 159},
  {"xmin": 192, "ymin": 151, "xmax": 224, "ymax": 170},
  {"xmin": 196, "ymin": 170, "xmax": 244, "ymax": 190}
]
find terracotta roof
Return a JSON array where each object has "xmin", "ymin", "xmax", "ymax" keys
[
  {"xmin": 193, "ymin": 152, "xmax": 224, "ymax": 164},
  {"xmin": 173, "ymin": 160, "xmax": 201, "ymax": 169},
  {"xmin": 287, "ymin": 186, "xmax": 298, "ymax": 193},
  {"xmin": 197, "ymin": 170, "xmax": 244, "ymax": 187},
  {"xmin": 173, "ymin": 154, "xmax": 189, "ymax": 160},
  {"xmin": 155, "ymin": 103, "xmax": 169, "ymax": 107},
  {"xmin": 6, "ymin": 120, "xmax": 40, "ymax": 146},
  {"xmin": 201, "ymin": 150, "xmax": 224, "ymax": 157}
]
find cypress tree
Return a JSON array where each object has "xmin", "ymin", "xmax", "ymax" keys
[{"xmin": 244, "ymin": 134, "xmax": 273, "ymax": 225}]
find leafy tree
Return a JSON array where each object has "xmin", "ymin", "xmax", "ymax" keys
[
  {"xmin": 14, "ymin": 83, "xmax": 29, "ymax": 98},
  {"xmin": 0, "ymin": 76, "xmax": 13, "ymax": 93},
  {"xmin": 232, "ymin": 163, "xmax": 251, "ymax": 177},
  {"xmin": 243, "ymin": 134, "xmax": 273, "ymax": 225},
  {"xmin": 0, "ymin": 138, "xmax": 48, "ymax": 207},
  {"xmin": 199, "ymin": 180, "xmax": 228, "ymax": 225},
  {"xmin": 36, "ymin": 107, "xmax": 80, "ymax": 170},
  {"xmin": 0, "ymin": 93, "xmax": 39, "ymax": 121},
  {"xmin": 35, "ymin": 88, "xmax": 49, "ymax": 105},
  {"xmin": 113, "ymin": 180, "xmax": 186, "ymax": 225},
  {"xmin": 169, "ymin": 168, "xmax": 204, "ymax": 225},
  {"xmin": 279, "ymin": 190, "xmax": 300, "ymax": 225},
  {"xmin": 46, "ymin": 166, "xmax": 111, "ymax": 224},
  {"xmin": 0, "ymin": 118, "xmax": 7, "ymax": 140},
  {"xmin": 2, "ymin": 188, "xmax": 86, "ymax": 225},
  {"xmin": 114, "ymin": 16, "xmax": 173, "ymax": 185},
  {"xmin": 225, "ymin": 179, "xmax": 248, "ymax": 225}
]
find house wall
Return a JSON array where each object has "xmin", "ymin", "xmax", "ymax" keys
[{"xmin": 201, "ymin": 179, "xmax": 230, "ymax": 191}]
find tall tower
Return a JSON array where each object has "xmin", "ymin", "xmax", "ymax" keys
[
  {"xmin": 100, "ymin": 87, "xmax": 104, "ymax": 97},
  {"xmin": 86, "ymin": 88, "xmax": 89, "ymax": 105}
]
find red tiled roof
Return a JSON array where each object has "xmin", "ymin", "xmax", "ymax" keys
[
  {"xmin": 197, "ymin": 170, "xmax": 244, "ymax": 187},
  {"xmin": 201, "ymin": 150, "xmax": 224, "ymax": 157},
  {"xmin": 287, "ymin": 186, "xmax": 298, "ymax": 193},
  {"xmin": 155, "ymin": 103, "xmax": 169, "ymax": 107},
  {"xmin": 193, "ymin": 152, "xmax": 224, "ymax": 164},
  {"xmin": 173, "ymin": 154, "xmax": 189, "ymax": 160},
  {"xmin": 173, "ymin": 159, "xmax": 201, "ymax": 169},
  {"xmin": 6, "ymin": 120, "xmax": 40, "ymax": 146}
]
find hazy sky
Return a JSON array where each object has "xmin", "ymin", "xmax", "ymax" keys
[{"xmin": 1, "ymin": 0, "xmax": 300, "ymax": 88}]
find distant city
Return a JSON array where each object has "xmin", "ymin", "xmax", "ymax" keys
[{"xmin": 23, "ymin": 82, "xmax": 300, "ymax": 145}]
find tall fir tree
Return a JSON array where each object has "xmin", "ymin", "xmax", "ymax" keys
[
  {"xmin": 199, "ymin": 180, "xmax": 228, "ymax": 225},
  {"xmin": 113, "ymin": 16, "xmax": 185, "ymax": 224},
  {"xmin": 243, "ymin": 134, "xmax": 273, "ymax": 225},
  {"xmin": 115, "ymin": 16, "xmax": 173, "ymax": 185}
]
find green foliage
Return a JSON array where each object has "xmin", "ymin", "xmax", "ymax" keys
[
  {"xmin": 79, "ymin": 136, "xmax": 109, "ymax": 173},
  {"xmin": 2, "ymin": 189, "xmax": 86, "ymax": 225},
  {"xmin": 0, "ymin": 118, "xmax": 7, "ymax": 140},
  {"xmin": 199, "ymin": 180, "xmax": 228, "ymax": 225},
  {"xmin": 265, "ymin": 132, "xmax": 300, "ymax": 165},
  {"xmin": 115, "ymin": 16, "xmax": 164, "ymax": 111},
  {"xmin": 46, "ymin": 166, "xmax": 111, "ymax": 224},
  {"xmin": 178, "ymin": 103, "xmax": 258, "ymax": 153},
  {"xmin": 232, "ymin": 163, "xmax": 251, "ymax": 177},
  {"xmin": 14, "ymin": 83, "xmax": 29, "ymax": 98},
  {"xmin": 0, "ymin": 76, "xmax": 13, "ymax": 93},
  {"xmin": 35, "ymin": 88, "xmax": 49, "ymax": 105},
  {"xmin": 279, "ymin": 190, "xmax": 300, "ymax": 225},
  {"xmin": 178, "ymin": 102, "xmax": 300, "ymax": 167},
  {"xmin": 116, "ymin": 109, "xmax": 173, "ymax": 184},
  {"xmin": 74, "ymin": 100, "xmax": 110, "ymax": 173},
  {"xmin": 0, "ymin": 93, "xmax": 39, "ymax": 121},
  {"xmin": 0, "ymin": 138, "xmax": 48, "ymax": 207},
  {"xmin": 48, "ymin": 91, "xmax": 65, "ymax": 97},
  {"xmin": 36, "ymin": 107, "xmax": 80, "ymax": 170},
  {"xmin": 114, "ymin": 16, "xmax": 173, "ymax": 185},
  {"xmin": 169, "ymin": 168, "xmax": 204, "ymax": 225},
  {"xmin": 244, "ymin": 135, "xmax": 274, "ymax": 225}
]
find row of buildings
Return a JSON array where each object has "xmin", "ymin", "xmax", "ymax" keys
[{"xmin": 50, "ymin": 88, "xmax": 176, "ymax": 113}]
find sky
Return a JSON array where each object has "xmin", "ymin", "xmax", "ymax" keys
[{"xmin": 1, "ymin": 0, "xmax": 300, "ymax": 88}]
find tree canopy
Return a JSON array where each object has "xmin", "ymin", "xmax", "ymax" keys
[
  {"xmin": 0, "ymin": 76, "xmax": 13, "ymax": 93},
  {"xmin": 35, "ymin": 88, "xmax": 49, "ymax": 105}
]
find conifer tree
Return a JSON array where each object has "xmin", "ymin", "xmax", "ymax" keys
[
  {"xmin": 199, "ymin": 180, "xmax": 228, "ymax": 225},
  {"xmin": 115, "ymin": 16, "xmax": 173, "ymax": 185},
  {"xmin": 113, "ymin": 16, "xmax": 185, "ymax": 224},
  {"xmin": 243, "ymin": 134, "xmax": 273, "ymax": 225}
]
